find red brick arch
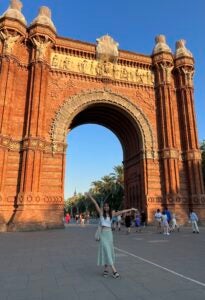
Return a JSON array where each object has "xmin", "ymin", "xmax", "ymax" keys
[
  {"xmin": 0, "ymin": 2, "xmax": 204, "ymax": 231},
  {"xmin": 51, "ymin": 89, "xmax": 155, "ymax": 156}
]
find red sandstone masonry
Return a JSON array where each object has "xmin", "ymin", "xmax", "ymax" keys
[{"xmin": 0, "ymin": 2, "xmax": 204, "ymax": 231}]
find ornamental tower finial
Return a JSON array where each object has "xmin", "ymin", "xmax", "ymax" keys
[
  {"xmin": 175, "ymin": 39, "xmax": 193, "ymax": 58},
  {"xmin": 30, "ymin": 6, "xmax": 56, "ymax": 32},
  {"xmin": 153, "ymin": 34, "xmax": 171, "ymax": 54},
  {"xmin": 0, "ymin": 0, "xmax": 27, "ymax": 25}
]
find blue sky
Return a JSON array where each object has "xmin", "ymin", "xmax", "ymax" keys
[{"xmin": 1, "ymin": 0, "xmax": 204, "ymax": 198}]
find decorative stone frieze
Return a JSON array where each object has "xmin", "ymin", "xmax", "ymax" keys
[{"xmin": 50, "ymin": 52, "xmax": 154, "ymax": 86}]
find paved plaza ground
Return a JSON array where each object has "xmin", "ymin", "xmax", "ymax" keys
[{"xmin": 0, "ymin": 223, "xmax": 205, "ymax": 300}]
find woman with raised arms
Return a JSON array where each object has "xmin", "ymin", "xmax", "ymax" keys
[{"xmin": 87, "ymin": 193, "xmax": 137, "ymax": 278}]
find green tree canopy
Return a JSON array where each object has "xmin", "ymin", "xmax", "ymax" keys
[{"xmin": 65, "ymin": 164, "xmax": 124, "ymax": 214}]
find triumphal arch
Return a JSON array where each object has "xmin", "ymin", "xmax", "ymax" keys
[{"xmin": 0, "ymin": 0, "xmax": 204, "ymax": 231}]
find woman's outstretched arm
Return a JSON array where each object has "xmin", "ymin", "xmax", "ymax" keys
[
  {"xmin": 113, "ymin": 208, "xmax": 137, "ymax": 217},
  {"xmin": 86, "ymin": 193, "xmax": 101, "ymax": 215}
]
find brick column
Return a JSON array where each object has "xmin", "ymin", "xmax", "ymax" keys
[
  {"xmin": 152, "ymin": 35, "xmax": 180, "ymax": 202},
  {"xmin": 0, "ymin": 21, "xmax": 26, "ymax": 231},
  {"xmin": 12, "ymin": 21, "xmax": 65, "ymax": 230},
  {"xmin": 174, "ymin": 40, "xmax": 205, "ymax": 200}
]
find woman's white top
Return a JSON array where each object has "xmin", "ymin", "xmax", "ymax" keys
[
  {"xmin": 155, "ymin": 212, "xmax": 162, "ymax": 220},
  {"xmin": 100, "ymin": 215, "xmax": 111, "ymax": 227}
]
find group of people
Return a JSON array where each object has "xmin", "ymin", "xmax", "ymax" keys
[
  {"xmin": 110, "ymin": 209, "xmax": 147, "ymax": 234},
  {"xmin": 154, "ymin": 207, "xmax": 200, "ymax": 235},
  {"xmin": 66, "ymin": 195, "xmax": 201, "ymax": 280},
  {"xmin": 75, "ymin": 213, "xmax": 90, "ymax": 225}
]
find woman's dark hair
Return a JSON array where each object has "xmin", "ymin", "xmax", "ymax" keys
[{"xmin": 103, "ymin": 202, "xmax": 112, "ymax": 219}]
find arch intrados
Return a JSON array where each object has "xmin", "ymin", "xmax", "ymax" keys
[
  {"xmin": 70, "ymin": 103, "xmax": 141, "ymax": 156},
  {"xmin": 51, "ymin": 90, "xmax": 154, "ymax": 155}
]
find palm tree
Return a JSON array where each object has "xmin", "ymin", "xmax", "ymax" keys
[{"xmin": 90, "ymin": 165, "xmax": 124, "ymax": 210}]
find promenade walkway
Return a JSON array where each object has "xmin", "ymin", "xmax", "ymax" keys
[{"xmin": 0, "ymin": 223, "xmax": 205, "ymax": 300}]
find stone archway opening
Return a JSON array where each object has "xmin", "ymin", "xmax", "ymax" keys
[
  {"xmin": 65, "ymin": 124, "xmax": 123, "ymax": 212},
  {"xmin": 65, "ymin": 97, "xmax": 147, "ymax": 213}
]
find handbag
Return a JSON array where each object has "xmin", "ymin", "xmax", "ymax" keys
[{"xmin": 95, "ymin": 225, "xmax": 101, "ymax": 241}]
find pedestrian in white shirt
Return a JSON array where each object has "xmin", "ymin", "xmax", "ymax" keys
[{"xmin": 155, "ymin": 209, "xmax": 162, "ymax": 233}]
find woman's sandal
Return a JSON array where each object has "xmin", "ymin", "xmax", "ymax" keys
[
  {"xmin": 112, "ymin": 271, "xmax": 120, "ymax": 279},
  {"xmin": 103, "ymin": 270, "xmax": 109, "ymax": 277}
]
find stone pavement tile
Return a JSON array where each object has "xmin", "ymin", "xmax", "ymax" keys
[
  {"xmin": 0, "ymin": 274, "xmax": 28, "ymax": 291},
  {"xmin": 160, "ymin": 287, "xmax": 205, "ymax": 300},
  {"xmin": 7, "ymin": 288, "xmax": 42, "ymax": 300},
  {"xmin": 102, "ymin": 277, "xmax": 145, "ymax": 299},
  {"xmin": 0, "ymin": 291, "xmax": 8, "ymax": 300},
  {"xmin": 17, "ymin": 263, "xmax": 43, "ymax": 274},
  {"xmin": 76, "ymin": 289, "xmax": 117, "ymax": 300},
  {"xmin": 55, "ymin": 274, "xmax": 82, "ymax": 288},
  {"xmin": 27, "ymin": 275, "xmax": 57, "ymax": 290},
  {"xmin": 42, "ymin": 286, "xmax": 79, "ymax": 300}
]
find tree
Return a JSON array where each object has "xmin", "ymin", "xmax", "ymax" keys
[
  {"xmin": 65, "ymin": 164, "xmax": 125, "ymax": 215},
  {"xmin": 90, "ymin": 164, "xmax": 124, "ymax": 210}
]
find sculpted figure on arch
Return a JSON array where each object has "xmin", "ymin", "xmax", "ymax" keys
[{"xmin": 0, "ymin": 30, "xmax": 20, "ymax": 54}]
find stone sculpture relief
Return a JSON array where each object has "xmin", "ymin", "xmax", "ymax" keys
[
  {"xmin": 96, "ymin": 34, "xmax": 119, "ymax": 63},
  {"xmin": 33, "ymin": 36, "xmax": 51, "ymax": 59},
  {"xmin": 0, "ymin": 30, "xmax": 20, "ymax": 54},
  {"xmin": 50, "ymin": 52, "xmax": 154, "ymax": 86}
]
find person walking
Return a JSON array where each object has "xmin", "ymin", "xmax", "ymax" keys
[
  {"xmin": 161, "ymin": 211, "xmax": 170, "ymax": 235},
  {"xmin": 116, "ymin": 213, "xmax": 122, "ymax": 231},
  {"xmin": 155, "ymin": 208, "xmax": 162, "ymax": 233},
  {"xmin": 125, "ymin": 211, "xmax": 132, "ymax": 234},
  {"xmin": 140, "ymin": 210, "xmax": 147, "ymax": 228},
  {"xmin": 189, "ymin": 210, "xmax": 199, "ymax": 233},
  {"xmin": 87, "ymin": 193, "xmax": 137, "ymax": 278},
  {"xmin": 135, "ymin": 210, "xmax": 141, "ymax": 233},
  {"xmin": 170, "ymin": 213, "xmax": 180, "ymax": 232}
]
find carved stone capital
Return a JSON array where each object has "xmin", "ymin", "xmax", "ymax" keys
[
  {"xmin": 185, "ymin": 150, "xmax": 202, "ymax": 161},
  {"xmin": 32, "ymin": 35, "xmax": 51, "ymax": 60},
  {"xmin": 160, "ymin": 149, "xmax": 179, "ymax": 159},
  {"xmin": 159, "ymin": 62, "xmax": 173, "ymax": 84},
  {"xmin": 181, "ymin": 66, "xmax": 194, "ymax": 87},
  {"xmin": 0, "ymin": 29, "xmax": 20, "ymax": 54}
]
